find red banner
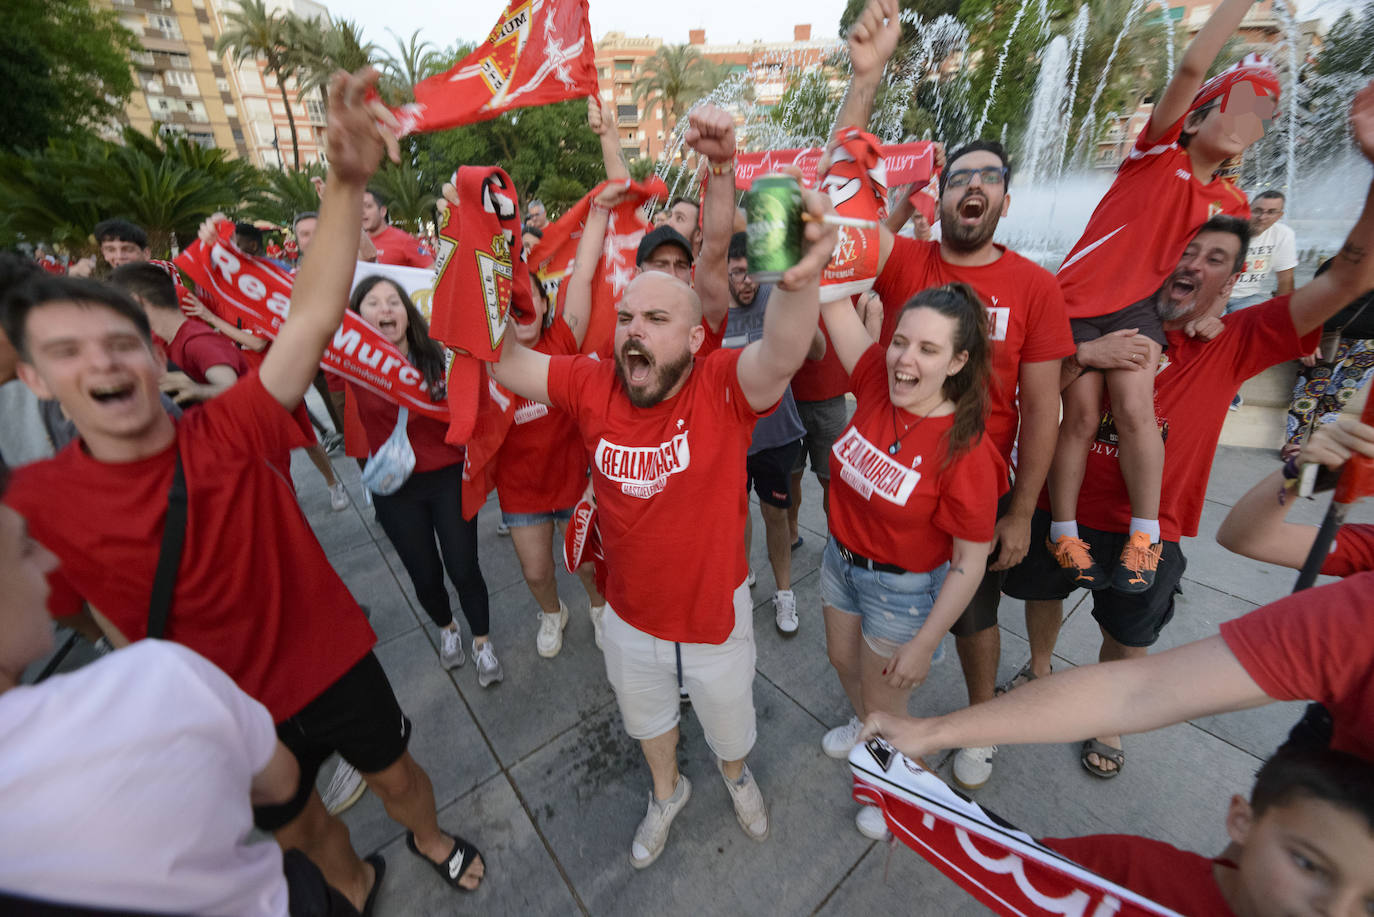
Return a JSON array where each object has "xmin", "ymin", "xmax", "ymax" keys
[
  {"xmin": 390, "ymin": 0, "xmax": 598, "ymax": 135},
  {"xmin": 528, "ymin": 176, "xmax": 669, "ymax": 357},
  {"xmin": 174, "ymin": 225, "xmax": 449, "ymax": 422},
  {"xmin": 734, "ymin": 141, "xmax": 936, "ymax": 190},
  {"xmin": 849, "ymin": 742, "xmax": 1183, "ymax": 917}
]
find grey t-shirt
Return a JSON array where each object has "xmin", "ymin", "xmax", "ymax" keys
[{"xmin": 722, "ymin": 284, "xmax": 806, "ymax": 455}]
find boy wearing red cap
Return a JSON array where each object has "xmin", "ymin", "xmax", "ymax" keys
[{"xmin": 1048, "ymin": 0, "xmax": 1279, "ymax": 596}]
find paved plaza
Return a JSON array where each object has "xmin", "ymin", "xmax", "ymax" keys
[{"xmin": 36, "ymin": 429, "xmax": 1367, "ymax": 915}]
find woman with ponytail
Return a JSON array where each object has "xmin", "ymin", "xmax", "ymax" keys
[{"xmin": 815, "ymin": 282, "xmax": 1005, "ymax": 839}]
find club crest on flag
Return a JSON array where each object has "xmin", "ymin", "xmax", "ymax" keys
[{"xmin": 477, "ymin": 233, "xmax": 513, "ymax": 350}]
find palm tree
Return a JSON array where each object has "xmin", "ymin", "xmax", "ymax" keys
[
  {"xmin": 368, "ymin": 160, "xmax": 438, "ymax": 232},
  {"xmin": 217, "ymin": 0, "xmax": 302, "ymax": 170},
  {"xmin": 631, "ymin": 44, "xmax": 724, "ymax": 129},
  {"xmin": 378, "ymin": 28, "xmax": 449, "ymax": 103},
  {"xmin": 292, "ymin": 17, "xmax": 377, "ymax": 111}
]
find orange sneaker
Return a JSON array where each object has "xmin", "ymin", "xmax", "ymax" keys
[
  {"xmin": 1113, "ymin": 531, "xmax": 1163, "ymax": 594},
  {"xmin": 1048, "ymin": 535, "xmax": 1108, "ymax": 590}
]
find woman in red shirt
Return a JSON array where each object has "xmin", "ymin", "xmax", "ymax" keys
[
  {"xmin": 348, "ymin": 276, "xmax": 500, "ymax": 687},
  {"xmin": 817, "ymin": 282, "xmax": 1004, "ymax": 839}
]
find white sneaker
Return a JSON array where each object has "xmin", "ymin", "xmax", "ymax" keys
[
  {"xmin": 536, "ymin": 601, "xmax": 569, "ymax": 658},
  {"xmin": 440, "ymin": 627, "xmax": 465, "ymax": 669},
  {"xmin": 746, "ymin": 568, "xmax": 757, "ymax": 587},
  {"xmin": 718, "ymin": 761, "xmax": 769, "ymax": 841},
  {"xmin": 496, "ymin": 521, "xmax": 511, "ymax": 537},
  {"xmin": 630, "ymin": 774, "xmax": 691, "ymax": 869},
  {"xmin": 773, "ymin": 589, "xmax": 798, "ymax": 635},
  {"xmin": 953, "ymin": 745, "xmax": 998, "ymax": 791},
  {"xmin": 856, "ymin": 804, "xmax": 890, "ymax": 840},
  {"xmin": 329, "ymin": 482, "xmax": 350, "ymax": 511},
  {"xmin": 475, "ymin": 640, "xmax": 504, "ymax": 687},
  {"xmin": 322, "ymin": 760, "xmax": 367, "ymax": 815},
  {"xmin": 589, "ymin": 604, "xmax": 606, "ymax": 649},
  {"xmin": 822, "ymin": 715, "xmax": 864, "ymax": 759}
]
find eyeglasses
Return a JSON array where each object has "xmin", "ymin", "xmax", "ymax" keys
[
  {"xmin": 945, "ymin": 167, "xmax": 1008, "ymax": 188},
  {"xmin": 727, "ymin": 268, "xmax": 751, "ymax": 281}
]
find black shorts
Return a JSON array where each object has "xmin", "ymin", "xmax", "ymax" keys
[
  {"xmin": 1001, "ymin": 508, "xmax": 1186, "ymax": 648},
  {"xmin": 253, "ymin": 652, "xmax": 411, "ymax": 831},
  {"xmin": 747, "ymin": 440, "xmax": 803, "ymax": 508},
  {"xmin": 949, "ymin": 489, "xmax": 1013, "ymax": 638},
  {"xmin": 1070, "ymin": 299, "xmax": 1167, "ymax": 349}
]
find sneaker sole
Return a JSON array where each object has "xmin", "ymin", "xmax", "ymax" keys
[
  {"xmin": 325, "ymin": 778, "xmax": 368, "ymax": 815},
  {"xmin": 775, "ymin": 620, "xmax": 799, "ymax": 636},
  {"xmin": 952, "ymin": 771, "xmax": 992, "ymax": 791},
  {"xmin": 731, "ymin": 801, "xmax": 770, "ymax": 842},
  {"xmin": 630, "ymin": 781, "xmax": 692, "ymax": 869},
  {"xmin": 537, "ymin": 610, "xmax": 569, "ymax": 658}
]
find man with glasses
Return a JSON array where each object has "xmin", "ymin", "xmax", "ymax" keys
[
  {"xmin": 819, "ymin": 0, "xmax": 1074, "ymax": 793},
  {"xmin": 1227, "ymin": 190, "xmax": 1297, "ymax": 313}
]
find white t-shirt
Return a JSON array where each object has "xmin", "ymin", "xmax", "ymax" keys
[
  {"xmin": 0, "ymin": 641, "xmax": 288, "ymax": 915},
  {"xmin": 1230, "ymin": 221, "xmax": 1298, "ymax": 299}
]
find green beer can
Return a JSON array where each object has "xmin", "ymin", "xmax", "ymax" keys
[{"xmin": 745, "ymin": 173, "xmax": 803, "ymax": 283}]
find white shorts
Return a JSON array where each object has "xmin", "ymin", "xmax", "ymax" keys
[{"xmin": 601, "ymin": 581, "xmax": 758, "ymax": 762}]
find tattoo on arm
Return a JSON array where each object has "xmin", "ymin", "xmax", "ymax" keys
[{"xmin": 1339, "ymin": 243, "xmax": 1367, "ymax": 265}]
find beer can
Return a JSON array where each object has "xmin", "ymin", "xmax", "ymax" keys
[{"xmin": 745, "ymin": 173, "xmax": 803, "ymax": 283}]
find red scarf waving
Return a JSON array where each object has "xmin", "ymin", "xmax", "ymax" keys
[
  {"xmin": 429, "ymin": 165, "xmax": 529, "ymax": 449},
  {"xmin": 817, "ymin": 127, "xmax": 888, "ymax": 303},
  {"xmin": 174, "ymin": 221, "xmax": 449, "ymax": 421},
  {"xmin": 529, "ymin": 175, "xmax": 667, "ymax": 357}
]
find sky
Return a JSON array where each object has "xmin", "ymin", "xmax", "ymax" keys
[{"xmin": 317, "ymin": 0, "xmax": 1356, "ymax": 57}]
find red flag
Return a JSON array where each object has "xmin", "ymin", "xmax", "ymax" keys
[
  {"xmin": 734, "ymin": 141, "xmax": 935, "ymax": 190},
  {"xmin": 174, "ymin": 223, "xmax": 449, "ymax": 422},
  {"xmin": 529, "ymin": 176, "xmax": 669, "ymax": 357},
  {"xmin": 390, "ymin": 0, "xmax": 598, "ymax": 135}
]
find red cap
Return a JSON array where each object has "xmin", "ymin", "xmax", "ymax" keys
[{"xmin": 1189, "ymin": 54, "xmax": 1280, "ymax": 114}]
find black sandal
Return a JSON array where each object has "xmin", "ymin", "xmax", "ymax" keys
[
  {"xmin": 1080, "ymin": 738, "xmax": 1125, "ymax": 779},
  {"xmin": 361, "ymin": 854, "xmax": 385, "ymax": 917},
  {"xmin": 405, "ymin": 831, "xmax": 484, "ymax": 892}
]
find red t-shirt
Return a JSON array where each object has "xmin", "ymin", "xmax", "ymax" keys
[
  {"xmin": 1071, "ymin": 296, "xmax": 1318, "ymax": 540},
  {"xmin": 166, "ymin": 318, "xmax": 247, "ymax": 384},
  {"xmin": 1322, "ymin": 523, "xmax": 1374, "ymax": 577},
  {"xmin": 791, "ymin": 321, "xmax": 850, "ymax": 403},
  {"xmin": 1220, "ymin": 571, "xmax": 1374, "ymax": 760},
  {"xmin": 369, "ymin": 225, "xmax": 435, "ymax": 268},
  {"xmin": 1058, "ymin": 115, "xmax": 1251, "ymax": 320},
  {"xmin": 546, "ymin": 348, "xmax": 765, "ymax": 643},
  {"xmin": 4, "ymin": 374, "xmax": 376, "ymax": 722},
  {"xmin": 350, "ymin": 383, "xmax": 464, "ymax": 474},
  {"xmin": 873, "ymin": 237, "xmax": 1074, "ymax": 461},
  {"xmin": 495, "ymin": 318, "xmax": 587, "ymax": 515},
  {"xmin": 827, "ymin": 345, "xmax": 1004, "ymax": 572},
  {"xmin": 1042, "ymin": 835, "xmax": 1235, "ymax": 916}
]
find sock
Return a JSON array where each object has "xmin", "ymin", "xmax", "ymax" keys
[
  {"xmin": 1129, "ymin": 517, "xmax": 1161, "ymax": 541},
  {"xmin": 1049, "ymin": 520, "xmax": 1079, "ymax": 541}
]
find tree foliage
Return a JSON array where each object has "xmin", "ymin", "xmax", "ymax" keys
[
  {"xmin": 0, "ymin": 129, "xmax": 261, "ymax": 255},
  {"xmin": 633, "ymin": 45, "xmax": 727, "ymax": 130},
  {"xmin": 1, "ymin": 0, "xmax": 137, "ymax": 152},
  {"xmin": 217, "ymin": 0, "xmax": 303, "ymax": 170}
]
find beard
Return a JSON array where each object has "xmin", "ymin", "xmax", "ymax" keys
[
  {"xmin": 729, "ymin": 279, "xmax": 757, "ymax": 308},
  {"xmin": 615, "ymin": 342, "xmax": 694, "ymax": 408},
  {"xmin": 940, "ymin": 191, "xmax": 999, "ymax": 253}
]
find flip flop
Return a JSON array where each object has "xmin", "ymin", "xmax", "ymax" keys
[
  {"xmin": 361, "ymin": 854, "xmax": 386, "ymax": 917},
  {"xmin": 791, "ymin": 535, "xmax": 804, "ymax": 551},
  {"xmin": 406, "ymin": 831, "xmax": 484, "ymax": 892},
  {"xmin": 994, "ymin": 663, "xmax": 1046, "ymax": 696},
  {"xmin": 1080, "ymin": 738, "xmax": 1125, "ymax": 779}
]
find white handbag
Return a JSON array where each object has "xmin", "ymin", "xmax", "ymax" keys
[{"xmin": 360, "ymin": 407, "xmax": 416, "ymax": 495}]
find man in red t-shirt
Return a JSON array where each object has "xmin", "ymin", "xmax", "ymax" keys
[
  {"xmin": 362, "ymin": 188, "xmax": 434, "ymax": 268},
  {"xmin": 1, "ymin": 71, "xmax": 486, "ymax": 910},
  {"xmin": 834, "ymin": 0, "xmax": 1075, "ymax": 791},
  {"xmin": 491, "ymin": 135, "xmax": 837, "ymax": 867},
  {"xmin": 108, "ymin": 261, "xmax": 246, "ymax": 405}
]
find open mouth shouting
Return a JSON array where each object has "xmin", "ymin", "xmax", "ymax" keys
[
  {"xmin": 620, "ymin": 341, "xmax": 655, "ymax": 387},
  {"xmin": 891, "ymin": 369, "xmax": 920, "ymax": 395},
  {"xmin": 88, "ymin": 381, "xmax": 137, "ymax": 408},
  {"xmin": 956, "ymin": 193, "xmax": 987, "ymax": 224},
  {"xmin": 376, "ymin": 317, "xmax": 400, "ymax": 337}
]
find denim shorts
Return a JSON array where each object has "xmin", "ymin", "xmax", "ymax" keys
[
  {"xmin": 501, "ymin": 506, "xmax": 574, "ymax": 528},
  {"xmin": 820, "ymin": 536, "xmax": 947, "ymax": 657}
]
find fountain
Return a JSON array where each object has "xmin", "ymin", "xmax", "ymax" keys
[
  {"xmin": 1074, "ymin": 0, "xmax": 1149, "ymax": 167},
  {"xmin": 972, "ymin": 0, "xmax": 1036, "ymax": 138},
  {"xmin": 1022, "ymin": 35, "xmax": 1071, "ymax": 184}
]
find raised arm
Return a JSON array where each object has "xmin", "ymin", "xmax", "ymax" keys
[
  {"xmin": 1217, "ymin": 416, "xmax": 1374, "ymax": 568},
  {"xmin": 861, "ymin": 634, "xmax": 1269, "ymax": 760},
  {"xmin": 820, "ymin": 292, "xmax": 879, "ymax": 375},
  {"xmin": 1289, "ymin": 82, "xmax": 1374, "ymax": 335},
  {"xmin": 562, "ymin": 183, "xmax": 620, "ymax": 348},
  {"xmin": 684, "ymin": 105, "xmax": 737, "ymax": 332},
  {"xmin": 490, "ymin": 338, "xmax": 554, "ymax": 406},
  {"xmin": 735, "ymin": 183, "xmax": 837, "ymax": 412},
  {"xmin": 1146, "ymin": 0, "xmax": 1259, "ymax": 142},
  {"xmin": 588, "ymin": 95, "xmax": 629, "ymax": 182},
  {"xmin": 835, "ymin": 0, "xmax": 900, "ymax": 134},
  {"xmin": 259, "ymin": 69, "xmax": 399, "ymax": 410}
]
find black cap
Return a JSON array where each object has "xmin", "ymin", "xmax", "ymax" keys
[{"xmin": 635, "ymin": 226, "xmax": 694, "ymax": 267}]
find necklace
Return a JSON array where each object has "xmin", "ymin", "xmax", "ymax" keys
[{"xmin": 888, "ymin": 404, "xmax": 932, "ymax": 455}]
